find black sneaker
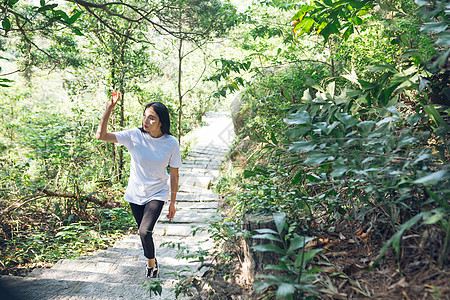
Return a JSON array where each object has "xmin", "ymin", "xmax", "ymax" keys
[{"xmin": 146, "ymin": 259, "xmax": 160, "ymax": 278}]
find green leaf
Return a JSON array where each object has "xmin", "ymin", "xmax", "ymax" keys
[
  {"xmin": 38, "ymin": 4, "xmax": 58, "ymax": 13},
  {"xmin": 53, "ymin": 9, "xmax": 69, "ymax": 21},
  {"xmin": 252, "ymin": 234, "xmax": 283, "ymax": 243},
  {"xmin": 71, "ymin": 27, "xmax": 84, "ymax": 36},
  {"xmin": 285, "ymin": 126, "xmax": 311, "ymax": 139},
  {"xmin": 423, "ymin": 210, "xmax": 444, "ymax": 225},
  {"xmin": 342, "ymin": 68, "xmax": 359, "ymax": 85},
  {"xmin": 306, "ymin": 173, "xmax": 321, "ymax": 182},
  {"xmin": 414, "ymin": 0, "xmax": 428, "ymax": 5},
  {"xmin": 273, "ymin": 212, "xmax": 286, "ymax": 235},
  {"xmin": 2, "ymin": 18, "xmax": 11, "ymax": 31},
  {"xmin": 331, "ymin": 162, "xmax": 348, "ymax": 177},
  {"xmin": 284, "ymin": 111, "xmax": 311, "ymax": 125},
  {"xmin": 326, "ymin": 81, "xmax": 335, "ymax": 97},
  {"xmin": 68, "ymin": 10, "xmax": 83, "ymax": 24},
  {"xmin": 287, "ymin": 235, "xmax": 314, "ymax": 254},
  {"xmin": 421, "ymin": 22, "xmax": 448, "ymax": 34},
  {"xmin": 295, "ymin": 248, "xmax": 323, "ymax": 268},
  {"xmin": 436, "ymin": 32, "xmax": 450, "ymax": 47},
  {"xmin": 342, "ymin": 24, "xmax": 354, "ymax": 40},
  {"xmin": 266, "ymin": 262, "xmax": 289, "ymax": 272},
  {"xmin": 376, "ymin": 116, "xmax": 400, "ymax": 126},
  {"xmin": 304, "ymin": 152, "xmax": 329, "ymax": 165},
  {"xmin": 413, "ymin": 170, "xmax": 448, "ymax": 185},
  {"xmin": 368, "ymin": 64, "xmax": 396, "ymax": 73},
  {"xmin": 426, "ymin": 188, "xmax": 450, "ymax": 210},
  {"xmin": 255, "ymin": 228, "xmax": 279, "ymax": 235},
  {"xmin": 8, "ymin": 0, "xmax": 20, "ymax": 6},
  {"xmin": 422, "ymin": 105, "xmax": 449, "ymax": 130},
  {"xmin": 254, "ymin": 280, "xmax": 272, "ymax": 293},
  {"xmin": 270, "ymin": 132, "xmax": 278, "ymax": 145},
  {"xmin": 353, "ymin": 16, "xmax": 363, "ymax": 25},
  {"xmin": 371, "ymin": 212, "xmax": 427, "ymax": 270},
  {"xmin": 358, "ymin": 120, "xmax": 376, "ymax": 134},
  {"xmin": 386, "ymin": 106, "xmax": 399, "ymax": 116},
  {"xmin": 335, "ymin": 112, "xmax": 358, "ymax": 129},
  {"xmin": 253, "ymin": 243, "xmax": 285, "ymax": 255},
  {"xmin": 291, "ymin": 172, "xmax": 303, "ymax": 185},
  {"xmin": 277, "ymin": 283, "xmax": 296, "ymax": 299},
  {"xmin": 291, "ymin": 5, "xmax": 314, "ymax": 22},
  {"xmin": 294, "ymin": 17, "xmax": 315, "ymax": 37},
  {"xmin": 327, "ymin": 121, "xmax": 340, "ymax": 134},
  {"xmin": 289, "ymin": 141, "xmax": 316, "ymax": 152}
]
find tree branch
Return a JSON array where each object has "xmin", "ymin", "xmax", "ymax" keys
[
  {"xmin": 14, "ymin": 13, "xmax": 57, "ymax": 63},
  {"xmin": 39, "ymin": 189, "xmax": 111, "ymax": 207}
]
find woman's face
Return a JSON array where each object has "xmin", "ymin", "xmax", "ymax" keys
[{"xmin": 143, "ymin": 106, "xmax": 162, "ymax": 136}]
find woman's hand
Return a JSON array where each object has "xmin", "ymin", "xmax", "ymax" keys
[
  {"xmin": 167, "ymin": 202, "xmax": 176, "ymax": 219},
  {"xmin": 108, "ymin": 90, "xmax": 120, "ymax": 109}
]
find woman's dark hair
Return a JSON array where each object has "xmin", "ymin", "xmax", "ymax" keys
[{"xmin": 139, "ymin": 102, "xmax": 172, "ymax": 136}]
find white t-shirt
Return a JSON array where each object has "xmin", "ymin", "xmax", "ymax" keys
[{"xmin": 115, "ymin": 128, "xmax": 182, "ymax": 205}]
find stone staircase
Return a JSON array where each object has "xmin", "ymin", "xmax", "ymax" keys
[{"xmin": 0, "ymin": 112, "xmax": 234, "ymax": 300}]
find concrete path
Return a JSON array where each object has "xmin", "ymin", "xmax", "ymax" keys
[{"xmin": 0, "ymin": 112, "xmax": 234, "ymax": 300}]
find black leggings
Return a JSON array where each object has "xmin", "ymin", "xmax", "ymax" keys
[{"xmin": 129, "ymin": 200, "xmax": 164, "ymax": 259}]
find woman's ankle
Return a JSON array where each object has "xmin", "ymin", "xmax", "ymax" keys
[{"xmin": 147, "ymin": 258, "xmax": 155, "ymax": 268}]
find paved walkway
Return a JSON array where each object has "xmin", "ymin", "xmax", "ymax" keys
[{"xmin": 0, "ymin": 112, "xmax": 234, "ymax": 299}]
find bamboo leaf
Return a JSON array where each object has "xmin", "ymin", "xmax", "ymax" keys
[
  {"xmin": 414, "ymin": 170, "xmax": 448, "ymax": 185},
  {"xmin": 253, "ymin": 243, "xmax": 285, "ymax": 255},
  {"xmin": 252, "ymin": 234, "xmax": 283, "ymax": 243},
  {"xmin": 273, "ymin": 212, "xmax": 286, "ymax": 235},
  {"xmin": 289, "ymin": 141, "xmax": 316, "ymax": 152},
  {"xmin": 277, "ymin": 283, "xmax": 296, "ymax": 299}
]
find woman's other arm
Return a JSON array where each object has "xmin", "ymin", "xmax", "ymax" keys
[
  {"xmin": 95, "ymin": 91, "xmax": 119, "ymax": 143},
  {"xmin": 167, "ymin": 167, "xmax": 179, "ymax": 219}
]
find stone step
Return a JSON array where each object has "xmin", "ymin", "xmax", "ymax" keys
[
  {"xmin": 110, "ymin": 234, "xmax": 214, "ymax": 253},
  {"xmin": 177, "ymin": 185, "xmax": 217, "ymax": 195},
  {"xmin": 179, "ymin": 169, "xmax": 220, "ymax": 178},
  {"xmin": 176, "ymin": 201, "xmax": 218, "ymax": 209},
  {"xmin": 154, "ymin": 223, "xmax": 209, "ymax": 237},
  {"xmin": 0, "ymin": 274, "xmax": 176, "ymax": 300},
  {"xmin": 76, "ymin": 249, "xmax": 140, "ymax": 263},
  {"xmin": 179, "ymin": 175, "xmax": 212, "ymax": 188},
  {"xmin": 176, "ymin": 191, "xmax": 219, "ymax": 202},
  {"xmin": 158, "ymin": 208, "xmax": 218, "ymax": 224}
]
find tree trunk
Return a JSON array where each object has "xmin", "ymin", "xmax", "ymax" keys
[
  {"xmin": 117, "ymin": 40, "xmax": 127, "ymax": 181},
  {"xmin": 241, "ymin": 213, "xmax": 281, "ymax": 286},
  {"xmin": 177, "ymin": 38, "xmax": 183, "ymax": 145},
  {"xmin": 329, "ymin": 39, "xmax": 335, "ymax": 77},
  {"xmin": 110, "ymin": 58, "xmax": 117, "ymax": 173},
  {"xmin": 118, "ymin": 89, "xmax": 124, "ymax": 181}
]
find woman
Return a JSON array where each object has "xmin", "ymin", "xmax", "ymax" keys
[{"xmin": 96, "ymin": 91, "xmax": 181, "ymax": 278}]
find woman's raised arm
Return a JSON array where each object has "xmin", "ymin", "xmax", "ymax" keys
[{"xmin": 96, "ymin": 91, "xmax": 119, "ymax": 143}]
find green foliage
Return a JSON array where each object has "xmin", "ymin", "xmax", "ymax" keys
[
  {"xmin": 370, "ymin": 208, "xmax": 447, "ymax": 270},
  {"xmin": 291, "ymin": 0, "xmax": 374, "ymax": 42},
  {"xmin": 207, "ymin": 58, "xmax": 251, "ymax": 98},
  {"xmin": 143, "ymin": 279, "xmax": 163, "ymax": 297},
  {"xmin": 416, "ymin": 0, "xmax": 450, "ymax": 69},
  {"xmin": 215, "ymin": 2, "xmax": 449, "ymax": 293},
  {"xmin": 285, "ymin": 77, "xmax": 449, "ymax": 221},
  {"xmin": 0, "ymin": 208, "xmax": 134, "ymax": 275},
  {"xmin": 253, "ymin": 212, "xmax": 322, "ymax": 299}
]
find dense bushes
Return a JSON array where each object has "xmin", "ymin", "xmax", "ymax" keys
[{"xmin": 215, "ymin": 0, "xmax": 449, "ymax": 298}]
